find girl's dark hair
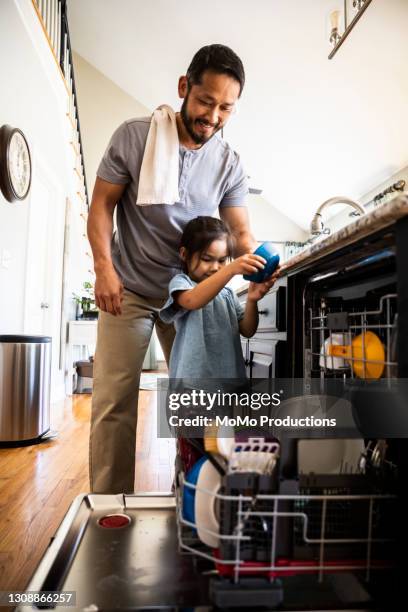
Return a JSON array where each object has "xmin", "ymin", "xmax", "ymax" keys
[
  {"xmin": 186, "ymin": 44, "xmax": 245, "ymax": 96},
  {"xmin": 180, "ymin": 216, "xmax": 233, "ymax": 271}
]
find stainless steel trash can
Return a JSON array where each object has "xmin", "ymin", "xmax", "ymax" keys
[{"xmin": 0, "ymin": 335, "xmax": 51, "ymax": 443}]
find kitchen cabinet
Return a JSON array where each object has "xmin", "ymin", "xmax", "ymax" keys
[
  {"xmin": 250, "ymin": 338, "xmax": 287, "ymax": 378},
  {"xmin": 250, "ymin": 350, "xmax": 273, "ymax": 378},
  {"xmin": 238, "ymin": 277, "xmax": 288, "ymax": 379},
  {"xmin": 240, "ymin": 338, "xmax": 250, "ymax": 376},
  {"xmin": 256, "ymin": 284, "xmax": 286, "ymax": 332}
]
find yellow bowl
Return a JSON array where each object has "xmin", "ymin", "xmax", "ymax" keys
[{"xmin": 328, "ymin": 331, "xmax": 385, "ymax": 379}]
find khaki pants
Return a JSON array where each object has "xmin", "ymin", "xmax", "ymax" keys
[{"xmin": 89, "ymin": 289, "xmax": 175, "ymax": 493}]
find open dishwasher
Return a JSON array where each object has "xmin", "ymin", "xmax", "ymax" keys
[
  {"xmin": 19, "ymin": 232, "xmax": 405, "ymax": 611},
  {"xmin": 20, "ymin": 410, "xmax": 399, "ymax": 610},
  {"xmin": 18, "ymin": 450, "xmax": 398, "ymax": 611}
]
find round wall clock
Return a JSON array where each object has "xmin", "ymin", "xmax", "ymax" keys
[{"xmin": 0, "ymin": 124, "xmax": 32, "ymax": 202}]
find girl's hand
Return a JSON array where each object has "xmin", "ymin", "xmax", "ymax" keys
[
  {"xmin": 227, "ymin": 253, "xmax": 266, "ymax": 276},
  {"xmin": 247, "ymin": 267, "xmax": 281, "ymax": 302},
  {"xmin": 247, "ymin": 281, "xmax": 270, "ymax": 302}
]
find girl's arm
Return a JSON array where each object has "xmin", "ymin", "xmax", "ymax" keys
[
  {"xmin": 239, "ymin": 268, "xmax": 281, "ymax": 337},
  {"xmin": 239, "ymin": 298, "xmax": 259, "ymax": 338},
  {"xmin": 175, "ymin": 254, "xmax": 265, "ymax": 310}
]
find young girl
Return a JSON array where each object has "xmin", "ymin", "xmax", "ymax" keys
[{"xmin": 160, "ymin": 216, "xmax": 279, "ymax": 379}]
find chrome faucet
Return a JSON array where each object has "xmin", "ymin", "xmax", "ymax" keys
[{"xmin": 310, "ymin": 197, "xmax": 365, "ymax": 236}]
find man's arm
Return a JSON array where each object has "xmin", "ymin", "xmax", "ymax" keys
[
  {"xmin": 87, "ymin": 177, "xmax": 127, "ymax": 316},
  {"xmin": 220, "ymin": 206, "xmax": 281, "ymax": 292},
  {"xmin": 219, "ymin": 206, "xmax": 257, "ymax": 255}
]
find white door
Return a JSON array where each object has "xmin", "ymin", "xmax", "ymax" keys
[
  {"xmin": 23, "ymin": 153, "xmax": 65, "ymax": 399},
  {"xmin": 23, "ymin": 174, "xmax": 52, "ymax": 334}
]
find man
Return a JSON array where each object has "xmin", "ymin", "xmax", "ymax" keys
[{"xmin": 88, "ymin": 44, "xmax": 276, "ymax": 493}]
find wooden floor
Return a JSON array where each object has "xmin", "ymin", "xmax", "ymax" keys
[{"xmin": 0, "ymin": 389, "xmax": 175, "ymax": 592}]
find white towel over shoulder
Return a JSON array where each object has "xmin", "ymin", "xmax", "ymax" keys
[{"xmin": 136, "ymin": 104, "xmax": 180, "ymax": 206}]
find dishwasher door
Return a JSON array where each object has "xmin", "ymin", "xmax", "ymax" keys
[
  {"xmin": 17, "ymin": 493, "xmax": 398, "ymax": 611},
  {"xmin": 18, "ymin": 493, "xmax": 212, "ymax": 611}
]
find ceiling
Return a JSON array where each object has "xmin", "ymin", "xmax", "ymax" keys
[{"xmin": 67, "ymin": 0, "xmax": 408, "ymax": 230}]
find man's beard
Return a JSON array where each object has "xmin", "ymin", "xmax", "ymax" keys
[{"xmin": 180, "ymin": 95, "xmax": 222, "ymax": 145}]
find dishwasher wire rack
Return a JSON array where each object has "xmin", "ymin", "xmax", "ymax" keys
[
  {"xmin": 307, "ymin": 293, "xmax": 398, "ymax": 379},
  {"xmin": 175, "ymin": 470, "xmax": 397, "ymax": 585}
]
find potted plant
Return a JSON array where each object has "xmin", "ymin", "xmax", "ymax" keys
[{"xmin": 73, "ymin": 281, "xmax": 99, "ymax": 320}]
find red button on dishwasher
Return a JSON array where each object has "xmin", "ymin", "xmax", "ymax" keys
[{"xmin": 98, "ymin": 514, "xmax": 131, "ymax": 528}]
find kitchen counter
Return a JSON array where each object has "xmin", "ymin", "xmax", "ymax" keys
[{"xmin": 237, "ymin": 193, "xmax": 408, "ymax": 295}]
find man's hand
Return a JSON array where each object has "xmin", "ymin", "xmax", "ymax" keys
[{"xmin": 94, "ymin": 265, "xmax": 124, "ymax": 316}]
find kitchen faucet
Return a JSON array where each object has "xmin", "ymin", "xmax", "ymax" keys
[{"xmin": 310, "ymin": 197, "xmax": 366, "ymax": 236}]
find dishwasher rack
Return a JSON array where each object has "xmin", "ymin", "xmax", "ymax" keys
[
  {"xmin": 175, "ymin": 464, "xmax": 397, "ymax": 597},
  {"xmin": 306, "ymin": 291, "xmax": 398, "ymax": 380}
]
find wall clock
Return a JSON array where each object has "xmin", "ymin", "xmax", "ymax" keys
[{"xmin": 0, "ymin": 124, "xmax": 32, "ymax": 202}]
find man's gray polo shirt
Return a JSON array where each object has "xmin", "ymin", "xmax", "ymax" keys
[{"xmin": 97, "ymin": 117, "xmax": 248, "ymax": 298}]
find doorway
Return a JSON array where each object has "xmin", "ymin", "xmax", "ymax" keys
[{"xmin": 23, "ymin": 151, "xmax": 65, "ymax": 400}]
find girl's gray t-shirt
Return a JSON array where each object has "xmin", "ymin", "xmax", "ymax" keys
[
  {"xmin": 159, "ymin": 273, "xmax": 247, "ymax": 379},
  {"xmin": 97, "ymin": 118, "xmax": 249, "ymax": 299}
]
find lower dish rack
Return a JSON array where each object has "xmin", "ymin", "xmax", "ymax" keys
[{"xmin": 175, "ymin": 455, "xmax": 398, "ymax": 609}]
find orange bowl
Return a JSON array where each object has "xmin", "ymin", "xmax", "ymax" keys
[{"xmin": 328, "ymin": 331, "xmax": 385, "ymax": 379}]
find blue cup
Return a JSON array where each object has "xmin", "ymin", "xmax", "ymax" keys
[{"xmin": 243, "ymin": 242, "xmax": 280, "ymax": 283}]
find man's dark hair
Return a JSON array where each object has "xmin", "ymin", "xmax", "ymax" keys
[{"xmin": 186, "ymin": 44, "xmax": 245, "ymax": 96}]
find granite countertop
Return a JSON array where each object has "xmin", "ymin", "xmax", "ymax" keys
[{"xmin": 236, "ymin": 193, "xmax": 408, "ymax": 295}]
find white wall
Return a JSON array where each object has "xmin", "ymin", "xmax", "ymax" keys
[
  {"xmin": 67, "ymin": 0, "xmax": 408, "ymax": 230},
  {"xmin": 247, "ymin": 194, "xmax": 307, "ymax": 243},
  {"xmin": 0, "ymin": 0, "xmax": 90, "ymax": 401},
  {"xmin": 324, "ymin": 166, "xmax": 408, "ymax": 235},
  {"xmin": 0, "ymin": 1, "xmax": 63, "ymax": 333},
  {"xmin": 72, "ymin": 52, "xmax": 151, "ymax": 195}
]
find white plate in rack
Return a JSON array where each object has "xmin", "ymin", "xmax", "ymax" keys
[
  {"xmin": 319, "ymin": 333, "xmax": 348, "ymax": 370},
  {"xmin": 194, "ymin": 458, "xmax": 222, "ymax": 548}
]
